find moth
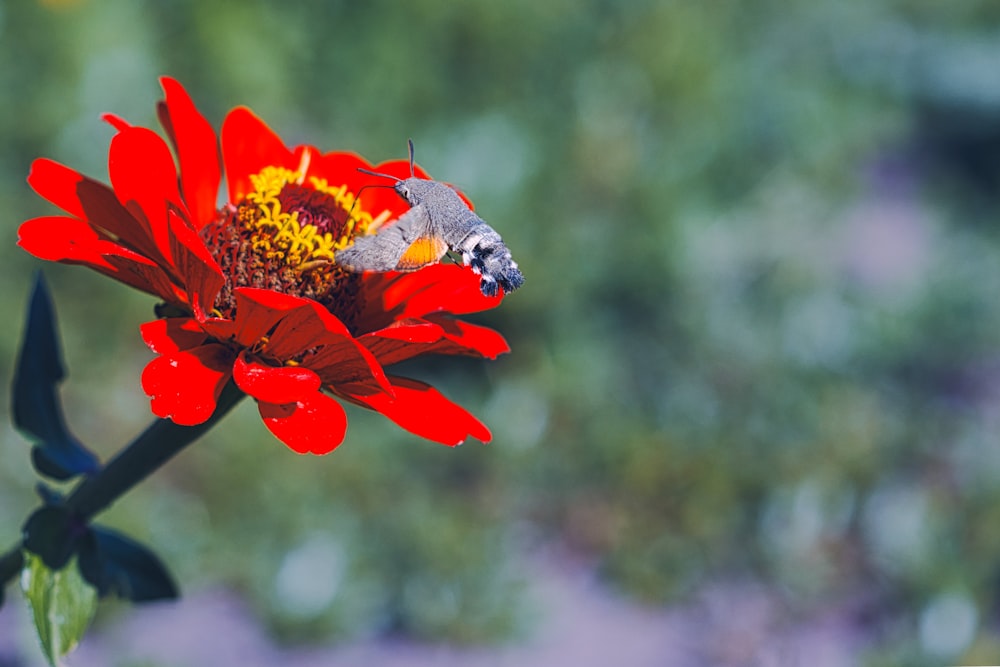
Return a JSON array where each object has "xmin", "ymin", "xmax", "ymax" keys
[{"xmin": 335, "ymin": 140, "xmax": 524, "ymax": 297}]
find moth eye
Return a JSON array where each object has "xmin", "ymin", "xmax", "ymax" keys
[{"xmin": 397, "ymin": 184, "xmax": 412, "ymax": 201}]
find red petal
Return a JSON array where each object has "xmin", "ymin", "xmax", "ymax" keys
[
  {"xmin": 166, "ymin": 208, "xmax": 224, "ymax": 318},
  {"xmin": 301, "ymin": 151, "xmax": 402, "ymax": 224},
  {"xmin": 101, "ymin": 254, "xmax": 187, "ymax": 304},
  {"xmin": 141, "ymin": 344, "xmax": 234, "ymax": 426},
  {"xmin": 367, "ymin": 320, "xmax": 444, "ymax": 343},
  {"xmin": 358, "ymin": 321, "xmax": 444, "ymax": 366},
  {"xmin": 221, "ymin": 107, "xmax": 295, "ymax": 204},
  {"xmin": 27, "ymin": 159, "xmax": 93, "ymax": 219},
  {"xmin": 140, "ymin": 318, "xmax": 208, "ymax": 354},
  {"xmin": 258, "ymin": 393, "xmax": 347, "ymax": 455},
  {"xmin": 270, "ymin": 300, "xmax": 393, "ymax": 395},
  {"xmin": 233, "ymin": 351, "xmax": 322, "ymax": 404},
  {"xmin": 263, "ymin": 296, "xmax": 355, "ymax": 354},
  {"xmin": 360, "ymin": 264, "xmax": 502, "ymax": 326},
  {"xmin": 157, "ymin": 77, "xmax": 221, "ymax": 230},
  {"xmin": 310, "ymin": 151, "xmax": 370, "ymax": 191},
  {"xmin": 219, "ymin": 288, "xmax": 316, "ymax": 346},
  {"xmin": 343, "ymin": 376, "xmax": 491, "ymax": 446},
  {"xmin": 101, "ymin": 113, "xmax": 132, "ymax": 131},
  {"xmin": 19, "ymin": 215, "xmax": 124, "ymax": 270},
  {"xmin": 363, "ymin": 317, "xmax": 509, "ymax": 366},
  {"xmin": 429, "ymin": 316, "xmax": 510, "ymax": 358},
  {"xmin": 19, "ymin": 216, "xmax": 182, "ymax": 302},
  {"xmin": 27, "ymin": 159, "xmax": 166, "ymax": 264},
  {"xmin": 201, "ymin": 289, "xmax": 394, "ymax": 398},
  {"xmin": 108, "ymin": 126, "xmax": 185, "ymax": 264}
]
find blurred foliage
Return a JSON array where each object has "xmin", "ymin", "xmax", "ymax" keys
[{"xmin": 6, "ymin": 0, "xmax": 1000, "ymax": 663}]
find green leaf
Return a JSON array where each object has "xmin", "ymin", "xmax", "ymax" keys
[
  {"xmin": 20, "ymin": 551, "xmax": 97, "ymax": 667},
  {"xmin": 78, "ymin": 526, "xmax": 179, "ymax": 602},
  {"xmin": 13, "ymin": 272, "xmax": 100, "ymax": 481}
]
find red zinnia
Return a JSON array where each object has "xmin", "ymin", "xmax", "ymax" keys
[{"xmin": 18, "ymin": 77, "xmax": 512, "ymax": 455}]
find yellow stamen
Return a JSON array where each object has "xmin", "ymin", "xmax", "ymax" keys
[{"xmin": 238, "ymin": 166, "xmax": 392, "ymax": 271}]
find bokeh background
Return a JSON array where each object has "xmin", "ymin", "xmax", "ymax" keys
[{"xmin": 4, "ymin": 1, "xmax": 1000, "ymax": 665}]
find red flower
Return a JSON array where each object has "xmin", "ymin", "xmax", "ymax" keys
[{"xmin": 19, "ymin": 77, "xmax": 512, "ymax": 455}]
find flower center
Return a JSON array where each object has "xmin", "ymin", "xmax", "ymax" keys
[{"xmin": 201, "ymin": 156, "xmax": 391, "ymax": 327}]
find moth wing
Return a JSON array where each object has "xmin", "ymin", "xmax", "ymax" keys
[
  {"xmin": 395, "ymin": 235, "xmax": 449, "ymax": 270},
  {"xmin": 335, "ymin": 205, "xmax": 433, "ymax": 272}
]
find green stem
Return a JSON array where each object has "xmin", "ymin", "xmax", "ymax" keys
[
  {"xmin": 1, "ymin": 384, "xmax": 245, "ymax": 600},
  {"xmin": 65, "ymin": 380, "xmax": 246, "ymax": 520}
]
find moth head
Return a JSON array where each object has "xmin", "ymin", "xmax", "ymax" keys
[
  {"xmin": 394, "ymin": 180, "xmax": 415, "ymax": 204},
  {"xmin": 355, "ymin": 141, "xmax": 425, "ymax": 206}
]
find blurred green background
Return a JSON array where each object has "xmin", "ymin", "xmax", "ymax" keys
[{"xmin": 5, "ymin": 0, "xmax": 1000, "ymax": 664}]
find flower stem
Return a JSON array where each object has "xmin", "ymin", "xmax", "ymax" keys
[{"xmin": 65, "ymin": 381, "xmax": 246, "ymax": 520}]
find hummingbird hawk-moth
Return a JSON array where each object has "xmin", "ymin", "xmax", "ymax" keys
[{"xmin": 335, "ymin": 141, "xmax": 524, "ymax": 297}]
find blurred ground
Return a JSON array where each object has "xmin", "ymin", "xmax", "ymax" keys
[{"xmin": 1, "ymin": 547, "xmax": 864, "ymax": 667}]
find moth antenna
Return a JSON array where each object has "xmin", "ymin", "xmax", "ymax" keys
[
  {"xmin": 346, "ymin": 181, "xmax": 396, "ymax": 221},
  {"xmin": 407, "ymin": 139, "xmax": 416, "ymax": 178},
  {"xmin": 357, "ymin": 167, "xmax": 400, "ymax": 182}
]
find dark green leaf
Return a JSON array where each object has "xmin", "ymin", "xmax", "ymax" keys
[
  {"xmin": 20, "ymin": 551, "xmax": 97, "ymax": 667},
  {"xmin": 78, "ymin": 526, "xmax": 178, "ymax": 602},
  {"xmin": 35, "ymin": 483, "xmax": 64, "ymax": 506},
  {"xmin": 13, "ymin": 273, "xmax": 99, "ymax": 481}
]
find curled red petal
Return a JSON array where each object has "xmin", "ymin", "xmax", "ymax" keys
[
  {"xmin": 166, "ymin": 208, "xmax": 224, "ymax": 319},
  {"xmin": 157, "ymin": 77, "xmax": 221, "ymax": 229},
  {"xmin": 100, "ymin": 253, "xmax": 187, "ymax": 305},
  {"xmin": 233, "ymin": 351, "xmax": 322, "ymax": 404},
  {"xmin": 140, "ymin": 318, "xmax": 208, "ymax": 354},
  {"xmin": 222, "ymin": 107, "xmax": 296, "ymax": 204},
  {"xmin": 343, "ymin": 376, "xmax": 491, "ymax": 446},
  {"xmin": 141, "ymin": 344, "xmax": 234, "ymax": 426},
  {"xmin": 258, "ymin": 392, "xmax": 347, "ymax": 455}
]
